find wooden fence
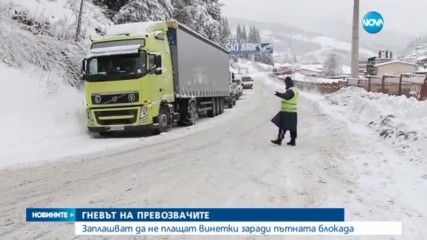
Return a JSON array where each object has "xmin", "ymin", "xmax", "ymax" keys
[
  {"xmin": 274, "ymin": 74, "xmax": 427, "ymax": 101},
  {"xmin": 347, "ymin": 74, "xmax": 427, "ymax": 101}
]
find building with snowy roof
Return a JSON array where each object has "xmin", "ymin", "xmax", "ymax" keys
[{"xmin": 374, "ymin": 60, "xmax": 419, "ymax": 76}]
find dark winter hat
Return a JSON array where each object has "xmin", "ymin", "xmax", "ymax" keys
[{"xmin": 285, "ymin": 77, "xmax": 294, "ymax": 87}]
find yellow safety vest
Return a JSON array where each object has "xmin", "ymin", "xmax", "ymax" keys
[{"xmin": 281, "ymin": 87, "xmax": 300, "ymax": 113}]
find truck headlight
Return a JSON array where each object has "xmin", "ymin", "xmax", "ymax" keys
[
  {"xmin": 87, "ymin": 110, "xmax": 94, "ymax": 121},
  {"xmin": 140, "ymin": 106, "xmax": 148, "ymax": 119}
]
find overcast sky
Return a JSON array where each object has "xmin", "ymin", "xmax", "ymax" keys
[{"xmin": 219, "ymin": 0, "xmax": 427, "ymax": 37}]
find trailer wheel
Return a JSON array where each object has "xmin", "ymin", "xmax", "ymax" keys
[
  {"xmin": 207, "ymin": 98, "xmax": 216, "ymax": 117},
  {"xmin": 233, "ymin": 98, "xmax": 236, "ymax": 106},
  {"xmin": 219, "ymin": 98, "xmax": 224, "ymax": 114},
  {"xmin": 215, "ymin": 98, "xmax": 222, "ymax": 115},
  {"xmin": 228, "ymin": 98, "xmax": 234, "ymax": 109},
  {"xmin": 154, "ymin": 105, "xmax": 170, "ymax": 135}
]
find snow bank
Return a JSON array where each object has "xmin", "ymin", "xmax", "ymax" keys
[
  {"xmin": 324, "ymin": 87, "xmax": 427, "ymax": 162},
  {"xmin": 0, "ymin": 64, "xmax": 138, "ymax": 169}
]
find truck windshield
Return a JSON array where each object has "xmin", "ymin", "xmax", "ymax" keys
[
  {"xmin": 86, "ymin": 52, "xmax": 147, "ymax": 82},
  {"xmin": 242, "ymin": 77, "xmax": 252, "ymax": 82}
]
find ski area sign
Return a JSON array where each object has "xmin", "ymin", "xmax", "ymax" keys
[{"xmin": 226, "ymin": 43, "xmax": 274, "ymax": 55}]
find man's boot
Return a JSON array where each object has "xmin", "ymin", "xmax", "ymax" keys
[
  {"xmin": 287, "ymin": 131, "xmax": 297, "ymax": 146},
  {"xmin": 271, "ymin": 138, "xmax": 283, "ymax": 146}
]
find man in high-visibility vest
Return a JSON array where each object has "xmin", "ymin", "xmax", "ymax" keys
[{"xmin": 271, "ymin": 77, "xmax": 300, "ymax": 146}]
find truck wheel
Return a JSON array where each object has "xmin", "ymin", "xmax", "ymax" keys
[
  {"xmin": 216, "ymin": 98, "xmax": 222, "ymax": 115},
  {"xmin": 178, "ymin": 100, "xmax": 197, "ymax": 126},
  {"xmin": 219, "ymin": 98, "xmax": 224, "ymax": 114},
  {"xmin": 228, "ymin": 98, "xmax": 233, "ymax": 108},
  {"xmin": 207, "ymin": 98, "xmax": 216, "ymax": 117},
  {"xmin": 154, "ymin": 106, "xmax": 170, "ymax": 135},
  {"xmin": 233, "ymin": 98, "xmax": 236, "ymax": 106}
]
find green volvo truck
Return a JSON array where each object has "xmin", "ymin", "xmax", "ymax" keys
[{"xmin": 81, "ymin": 21, "xmax": 230, "ymax": 135}]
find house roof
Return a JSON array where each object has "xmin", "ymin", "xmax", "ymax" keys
[{"xmin": 374, "ymin": 60, "xmax": 419, "ymax": 67}]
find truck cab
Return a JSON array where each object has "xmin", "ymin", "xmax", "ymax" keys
[{"xmin": 82, "ymin": 22, "xmax": 174, "ymax": 134}]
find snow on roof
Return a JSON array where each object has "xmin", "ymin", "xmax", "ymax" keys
[
  {"xmin": 106, "ymin": 21, "xmax": 166, "ymax": 36},
  {"xmin": 374, "ymin": 60, "xmax": 418, "ymax": 67}
]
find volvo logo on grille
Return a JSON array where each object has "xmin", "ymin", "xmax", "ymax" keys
[
  {"xmin": 94, "ymin": 95, "xmax": 102, "ymax": 104},
  {"xmin": 128, "ymin": 94, "xmax": 136, "ymax": 102},
  {"xmin": 112, "ymin": 96, "xmax": 118, "ymax": 102}
]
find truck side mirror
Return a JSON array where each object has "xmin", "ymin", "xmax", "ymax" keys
[{"xmin": 81, "ymin": 58, "xmax": 87, "ymax": 80}]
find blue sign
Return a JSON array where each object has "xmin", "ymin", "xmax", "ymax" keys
[
  {"xmin": 363, "ymin": 11, "xmax": 384, "ymax": 34},
  {"xmin": 226, "ymin": 43, "xmax": 274, "ymax": 55},
  {"xmin": 26, "ymin": 208, "xmax": 76, "ymax": 222},
  {"xmin": 27, "ymin": 208, "xmax": 345, "ymax": 222}
]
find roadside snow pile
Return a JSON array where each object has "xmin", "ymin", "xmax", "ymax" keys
[
  {"xmin": 325, "ymin": 87, "xmax": 427, "ymax": 162},
  {"xmin": 0, "ymin": 64, "xmax": 138, "ymax": 169}
]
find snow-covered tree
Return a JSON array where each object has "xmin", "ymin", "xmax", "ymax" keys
[
  {"xmin": 113, "ymin": 0, "xmax": 173, "ymax": 23},
  {"xmin": 92, "ymin": 0, "xmax": 129, "ymax": 19},
  {"xmin": 241, "ymin": 25, "xmax": 247, "ymax": 42},
  {"xmin": 323, "ymin": 53, "xmax": 343, "ymax": 77},
  {"xmin": 236, "ymin": 24, "xmax": 242, "ymax": 42},
  {"xmin": 220, "ymin": 17, "xmax": 231, "ymax": 45},
  {"xmin": 254, "ymin": 27, "xmax": 261, "ymax": 43},
  {"xmin": 172, "ymin": 0, "xmax": 223, "ymax": 43}
]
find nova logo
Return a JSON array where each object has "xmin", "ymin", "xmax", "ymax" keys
[{"xmin": 363, "ymin": 11, "xmax": 384, "ymax": 34}]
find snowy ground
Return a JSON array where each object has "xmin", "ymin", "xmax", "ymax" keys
[
  {"xmin": 0, "ymin": 63, "xmax": 426, "ymax": 239},
  {"xmin": 0, "ymin": 64, "xmax": 251, "ymax": 169}
]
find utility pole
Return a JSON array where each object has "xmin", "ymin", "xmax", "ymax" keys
[
  {"xmin": 351, "ymin": 0, "xmax": 360, "ymax": 78},
  {"xmin": 75, "ymin": 0, "xmax": 84, "ymax": 42}
]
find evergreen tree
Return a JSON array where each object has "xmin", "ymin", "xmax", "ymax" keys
[
  {"xmin": 113, "ymin": 0, "xmax": 173, "ymax": 23},
  {"xmin": 248, "ymin": 26, "xmax": 259, "ymax": 43},
  {"xmin": 220, "ymin": 17, "xmax": 231, "ymax": 45},
  {"xmin": 172, "ymin": 0, "xmax": 223, "ymax": 43},
  {"xmin": 254, "ymin": 27, "xmax": 261, "ymax": 43},
  {"xmin": 241, "ymin": 25, "xmax": 247, "ymax": 42},
  {"xmin": 92, "ymin": 0, "xmax": 129, "ymax": 19},
  {"xmin": 236, "ymin": 24, "xmax": 242, "ymax": 42}
]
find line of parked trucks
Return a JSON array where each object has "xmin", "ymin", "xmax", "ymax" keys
[{"xmin": 80, "ymin": 20, "xmax": 254, "ymax": 136}]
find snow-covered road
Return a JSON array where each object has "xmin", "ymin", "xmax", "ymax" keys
[{"xmin": 0, "ymin": 73, "xmax": 426, "ymax": 239}]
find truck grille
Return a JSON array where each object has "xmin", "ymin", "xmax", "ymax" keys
[
  {"xmin": 92, "ymin": 93, "xmax": 139, "ymax": 105},
  {"xmin": 94, "ymin": 109, "xmax": 138, "ymax": 125}
]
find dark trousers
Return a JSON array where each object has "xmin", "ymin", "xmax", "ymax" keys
[{"xmin": 278, "ymin": 128, "xmax": 297, "ymax": 140}]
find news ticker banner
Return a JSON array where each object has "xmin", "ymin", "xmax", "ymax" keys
[{"xmin": 26, "ymin": 208, "xmax": 402, "ymax": 236}]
